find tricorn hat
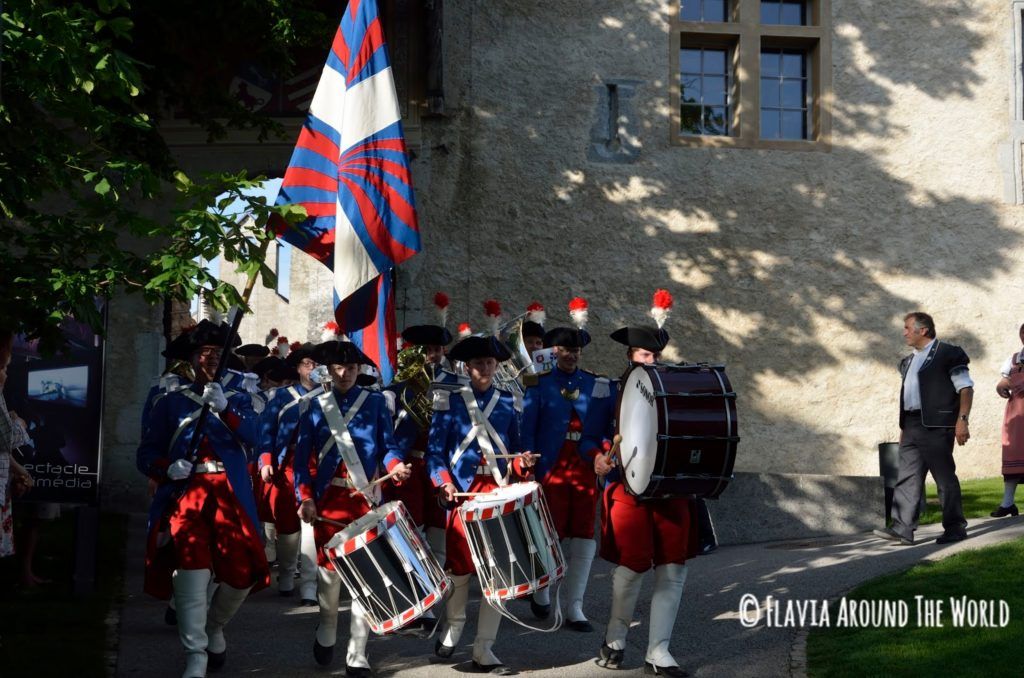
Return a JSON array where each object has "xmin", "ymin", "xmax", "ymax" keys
[
  {"xmin": 178, "ymin": 319, "xmax": 241, "ymax": 357},
  {"xmin": 447, "ymin": 335, "xmax": 512, "ymax": 363},
  {"xmin": 285, "ymin": 342, "xmax": 318, "ymax": 368},
  {"xmin": 313, "ymin": 340, "xmax": 375, "ymax": 367},
  {"xmin": 542, "ymin": 326, "xmax": 591, "ymax": 349},
  {"xmin": 609, "ymin": 325, "xmax": 669, "ymax": 352},
  {"xmin": 522, "ymin": 321, "xmax": 545, "ymax": 340},
  {"xmin": 236, "ymin": 343, "xmax": 270, "ymax": 358},
  {"xmin": 401, "ymin": 324, "xmax": 453, "ymax": 347}
]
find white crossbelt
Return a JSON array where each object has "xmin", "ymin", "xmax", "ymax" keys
[
  {"xmin": 193, "ymin": 460, "xmax": 225, "ymax": 474},
  {"xmin": 565, "ymin": 431, "xmax": 581, "ymax": 442},
  {"xmin": 455, "ymin": 388, "xmax": 507, "ymax": 486},
  {"xmin": 317, "ymin": 390, "xmax": 377, "ymax": 503}
]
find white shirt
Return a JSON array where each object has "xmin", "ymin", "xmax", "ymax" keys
[
  {"xmin": 902, "ymin": 338, "xmax": 974, "ymax": 411},
  {"xmin": 1000, "ymin": 351, "xmax": 1024, "ymax": 378}
]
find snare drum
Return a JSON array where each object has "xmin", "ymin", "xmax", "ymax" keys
[
  {"xmin": 324, "ymin": 501, "xmax": 451, "ymax": 635},
  {"xmin": 616, "ymin": 362, "xmax": 739, "ymax": 499},
  {"xmin": 459, "ymin": 481, "xmax": 565, "ymax": 603}
]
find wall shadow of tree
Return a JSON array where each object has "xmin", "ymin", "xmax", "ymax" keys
[{"xmin": 411, "ymin": 0, "xmax": 1011, "ymax": 480}]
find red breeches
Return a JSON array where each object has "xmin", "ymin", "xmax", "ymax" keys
[
  {"xmin": 313, "ymin": 481, "xmax": 373, "ymax": 569},
  {"xmin": 382, "ymin": 455, "xmax": 446, "ymax": 529},
  {"xmin": 445, "ymin": 476, "xmax": 500, "ymax": 576},
  {"xmin": 599, "ymin": 481, "xmax": 691, "ymax": 573},
  {"xmin": 541, "ymin": 442, "xmax": 598, "ymax": 539}
]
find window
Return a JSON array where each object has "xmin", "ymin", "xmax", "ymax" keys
[
  {"xmin": 276, "ymin": 242, "xmax": 292, "ymax": 301},
  {"xmin": 680, "ymin": 0, "xmax": 728, "ymax": 22},
  {"xmin": 760, "ymin": 49, "xmax": 808, "ymax": 139},
  {"xmin": 680, "ymin": 47, "xmax": 733, "ymax": 136},
  {"xmin": 760, "ymin": 0, "xmax": 807, "ymax": 26},
  {"xmin": 671, "ymin": 0, "xmax": 830, "ymax": 150}
]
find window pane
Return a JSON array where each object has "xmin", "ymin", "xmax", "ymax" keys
[
  {"xmin": 680, "ymin": 105, "xmax": 703, "ymax": 133},
  {"xmin": 702, "ymin": 76, "xmax": 726, "ymax": 105},
  {"xmin": 680, "ymin": 49, "xmax": 702, "ymax": 74},
  {"xmin": 703, "ymin": 49, "xmax": 727, "ymax": 74},
  {"xmin": 781, "ymin": 110, "xmax": 806, "ymax": 139},
  {"xmin": 705, "ymin": 0, "xmax": 726, "ymax": 21},
  {"xmin": 681, "ymin": 78, "xmax": 701, "ymax": 104},
  {"xmin": 761, "ymin": 50, "xmax": 780, "ymax": 77},
  {"xmin": 782, "ymin": 51, "xmax": 805, "ymax": 77},
  {"xmin": 779, "ymin": 0, "xmax": 806, "ymax": 25},
  {"xmin": 781, "ymin": 79, "xmax": 805, "ymax": 108},
  {"xmin": 761, "ymin": 109, "xmax": 780, "ymax": 139},
  {"xmin": 704, "ymin": 107, "xmax": 728, "ymax": 135},
  {"xmin": 680, "ymin": 1, "xmax": 701, "ymax": 20},
  {"xmin": 760, "ymin": 1, "xmax": 780, "ymax": 24},
  {"xmin": 761, "ymin": 79, "xmax": 780, "ymax": 107}
]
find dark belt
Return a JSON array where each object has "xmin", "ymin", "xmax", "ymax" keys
[{"xmin": 904, "ymin": 409, "xmax": 921, "ymax": 415}]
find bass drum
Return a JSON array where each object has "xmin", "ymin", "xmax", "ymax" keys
[{"xmin": 616, "ymin": 362, "xmax": 739, "ymax": 499}]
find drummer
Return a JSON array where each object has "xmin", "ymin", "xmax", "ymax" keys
[
  {"xmin": 521, "ymin": 325, "xmax": 610, "ymax": 631},
  {"xmin": 293, "ymin": 340, "xmax": 411, "ymax": 675},
  {"xmin": 582, "ymin": 325, "xmax": 695, "ymax": 678},
  {"xmin": 426, "ymin": 335, "xmax": 535, "ymax": 675}
]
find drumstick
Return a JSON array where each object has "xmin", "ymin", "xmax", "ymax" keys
[
  {"xmin": 316, "ymin": 516, "xmax": 349, "ymax": 529},
  {"xmin": 451, "ymin": 491, "xmax": 491, "ymax": 497},
  {"xmin": 490, "ymin": 453, "xmax": 541, "ymax": 459},
  {"xmin": 606, "ymin": 434, "xmax": 623, "ymax": 463}
]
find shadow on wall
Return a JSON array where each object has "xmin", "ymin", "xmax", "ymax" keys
[{"xmin": 418, "ymin": 0, "xmax": 1009, "ymax": 477}]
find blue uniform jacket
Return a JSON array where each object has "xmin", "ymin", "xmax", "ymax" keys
[
  {"xmin": 580, "ymin": 379, "xmax": 623, "ymax": 483},
  {"xmin": 256, "ymin": 383, "xmax": 320, "ymax": 469},
  {"xmin": 521, "ymin": 368, "xmax": 612, "ymax": 481},
  {"xmin": 426, "ymin": 385, "xmax": 523, "ymax": 491},
  {"xmin": 292, "ymin": 386, "xmax": 404, "ymax": 503},
  {"xmin": 136, "ymin": 384, "xmax": 261, "ymax": 532},
  {"xmin": 388, "ymin": 368, "xmax": 467, "ymax": 453}
]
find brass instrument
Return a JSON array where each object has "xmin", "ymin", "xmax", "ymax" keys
[
  {"xmin": 394, "ymin": 345, "xmax": 435, "ymax": 430},
  {"xmin": 493, "ymin": 314, "xmax": 533, "ymax": 399}
]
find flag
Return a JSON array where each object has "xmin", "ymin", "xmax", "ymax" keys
[{"xmin": 273, "ymin": 0, "xmax": 419, "ymax": 384}]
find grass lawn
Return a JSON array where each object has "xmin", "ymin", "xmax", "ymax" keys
[
  {"xmin": 807, "ymin": 536, "xmax": 1024, "ymax": 678},
  {"xmin": 0, "ymin": 510, "xmax": 127, "ymax": 677},
  {"xmin": 918, "ymin": 476, "xmax": 1007, "ymax": 525}
]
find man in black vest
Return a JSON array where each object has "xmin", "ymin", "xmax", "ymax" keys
[{"xmin": 875, "ymin": 312, "xmax": 973, "ymax": 545}]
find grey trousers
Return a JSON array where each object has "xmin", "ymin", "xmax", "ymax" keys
[{"xmin": 892, "ymin": 418, "xmax": 967, "ymax": 539}]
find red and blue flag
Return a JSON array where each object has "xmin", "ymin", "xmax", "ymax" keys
[{"xmin": 274, "ymin": 0, "xmax": 419, "ymax": 384}]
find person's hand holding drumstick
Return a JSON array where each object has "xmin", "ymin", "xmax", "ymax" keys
[{"xmin": 594, "ymin": 434, "xmax": 621, "ymax": 477}]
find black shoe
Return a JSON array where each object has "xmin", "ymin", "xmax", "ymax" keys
[
  {"xmin": 345, "ymin": 666, "xmax": 371, "ymax": 678},
  {"xmin": 990, "ymin": 504, "xmax": 1019, "ymax": 518},
  {"xmin": 471, "ymin": 660, "xmax": 515, "ymax": 675},
  {"xmin": 530, "ymin": 599, "xmax": 551, "ymax": 620},
  {"xmin": 643, "ymin": 661, "xmax": 689, "ymax": 677},
  {"xmin": 207, "ymin": 649, "xmax": 226, "ymax": 671},
  {"xmin": 164, "ymin": 605, "xmax": 177, "ymax": 626},
  {"xmin": 313, "ymin": 639, "xmax": 334, "ymax": 666},
  {"xmin": 565, "ymin": 618, "xmax": 594, "ymax": 632},
  {"xmin": 279, "ymin": 587, "xmax": 295, "ymax": 597},
  {"xmin": 301, "ymin": 598, "xmax": 318, "ymax": 607},
  {"xmin": 935, "ymin": 532, "xmax": 968, "ymax": 544},
  {"xmin": 873, "ymin": 528, "xmax": 914, "ymax": 545},
  {"xmin": 434, "ymin": 639, "xmax": 455, "ymax": 659},
  {"xmin": 699, "ymin": 542, "xmax": 718, "ymax": 555},
  {"xmin": 596, "ymin": 644, "xmax": 624, "ymax": 669}
]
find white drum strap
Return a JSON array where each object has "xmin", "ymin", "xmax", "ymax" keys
[
  {"xmin": 453, "ymin": 389, "xmax": 504, "ymax": 485},
  {"xmin": 318, "ymin": 390, "xmax": 376, "ymax": 502}
]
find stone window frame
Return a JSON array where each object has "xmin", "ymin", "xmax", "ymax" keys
[{"xmin": 669, "ymin": 0, "xmax": 832, "ymax": 151}]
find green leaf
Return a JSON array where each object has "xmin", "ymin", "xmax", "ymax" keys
[
  {"xmin": 94, "ymin": 178, "xmax": 111, "ymax": 195},
  {"xmin": 82, "ymin": 79, "xmax": 95, "ymax": 94}
]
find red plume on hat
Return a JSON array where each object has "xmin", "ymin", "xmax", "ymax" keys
[
  {"xmin": 483, "ymin": 299, "xmax": 502, "ymax": 336},
  {"xmin": 434, "ymin": 291, "xmax": 450, "ymax": 327},
  {"xmin": 651, "ymin": 289, "xmax": 673, "ymax": 329},
  {"xmin": 568, "ymin": 297, "xmax": 589, "ymax": 330},
  {"xmin": 458, "ymin": 322, "xmax": 473, "ymax": 339},
  {"xmin": 321, "ymin": 320, "xmax": 341, "ymax": 343},
  {"xmin": 526, "ymin": 301, "xmax": 546, "ymax": 326},
  {"xmin": 265, "ymin": 327, "xmax": 279, "ymax": 345}
]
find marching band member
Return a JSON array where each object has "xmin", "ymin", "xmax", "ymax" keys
[
  {"xmin": 387, "ymin": 298, "xmax": 462, "ymax": 563},
  {"xmin": 521, "ymin": 319, "xmax": 610, "ymax": 631},
  {"xmin": 426, "ymin": 335, "xmax": 533, "ymax": 675},
  {"xmin": 257, "ymin": 342, "xmax": 321, "ymax": 602},
  {"xmin": 137, "ymin": 320, "xmax": 269, "ymax": 678},
  {"xmin": 292, "ymin": 340, "xmax": 411, "ymax": 676},
  {"xmin": 522, "ymin": 301, "xmax": 547, "ymax": 355},
  {"xmin": 583, "ymin": 320, "xmax": 695, "ymax": 678},
  {"xmin": 235, "ymin": 343, "xmax": 271, "ymax": 372}
]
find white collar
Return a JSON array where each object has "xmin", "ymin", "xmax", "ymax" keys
[{"xmin": 912, "ymin": 338, "xmax": 937, "ymax": 356}]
